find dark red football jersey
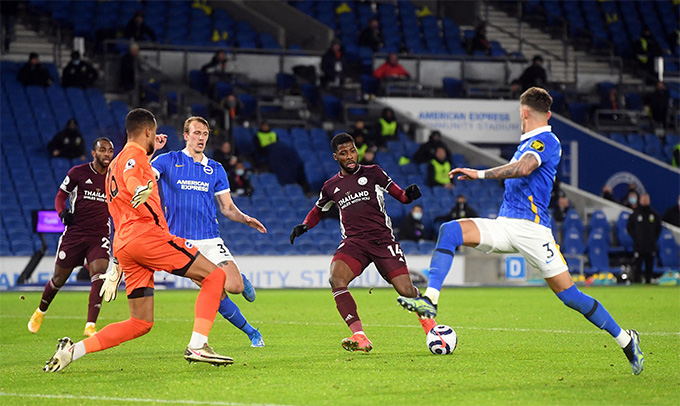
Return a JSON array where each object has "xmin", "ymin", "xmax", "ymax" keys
[
  {"xmin": 59, "ymin": 162, "xmax": 110, "ymax": 236},
  {"xmin": 316, "ymin": 164, "xmax": 396, "ymax": 240}
]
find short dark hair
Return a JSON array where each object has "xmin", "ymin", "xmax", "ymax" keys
[
  {"xmin": 331, "ymin": 133, "xmax": 355, "ymax": 152},
  {"xmin": 92, "ymin": 137, "xmax": 113, "ymax": 151},
  {"xmin": 125, "ymin": 108, "xmax": 156, "ymax": 134},
  {"xmin": 520, "ymin": 87, "xmax": 552, "ymax": 113}
]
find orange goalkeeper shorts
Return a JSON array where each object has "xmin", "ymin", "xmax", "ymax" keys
[{"xmin": 115, "ymin": 231, "xmax": 199, "ymax": 296}]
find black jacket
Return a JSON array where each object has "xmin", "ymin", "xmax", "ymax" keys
[
  {"xmin": 435, "ymin": 202, "xmax": 479, "ymax": 223},
  {"xmin": 399, "ymin": 215, "xmax": 426, "ymax": 241},
  {"xmin": 626, "ymin": 205, "xmax": 663, "ymax": 253},
  {"xmin": 17, "ymin": 62, "xmax": 53, "ymax": 87},
  {"xmin": 47, "ymin": 128, "xmax": 85, "ymax": 159},
  {"xmin": 413, "ymin": 140, "xmax": 451, "ymax": 164},
  {"xmin": 62, "ymin": 60, "xmax": 98, "ymax": 88},
  {"xmin": 320, "ymin": 49, "xmax": 348, "ymax": 86}
]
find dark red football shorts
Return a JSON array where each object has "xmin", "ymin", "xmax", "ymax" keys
[
  {"xmin": 55, "ymin": 232, "xmax": 110, "ymax": 269},
  {"xmin": 332, "ymin": 237, "xmax": 409, "ymax": 281}
]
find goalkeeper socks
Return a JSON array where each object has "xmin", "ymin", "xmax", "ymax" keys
[
  {"xmin": 427, "ymin": 221, "xmax": 463, "ymax": 293},
  {"xmin": 72, "ymin": 341, "xmax": 86, "ymax": 361},
  {"xmin": 82, "ymin": 317, "xmax": 153, "ymax": 353},
  {"xmin": 333, "ymin": 287, "xmax": 362, "ymax": 333},
  {"xmin": 193, "ymin": 268, "xmax": 226, "ymax": 337},
  {"xmin": 39, "ymin": 278, "xmax": 61, "ymax": 312},
  {"xmin": 556, "ymin": 285, "xmax": 622, "ymax": 338},
  {"xmin": 87, "ymin": 273, "xmax": 104, "ymax": 324},
  {"xmin": 218, "ymin": 296, "xmax": 256, "ymax": 336}
]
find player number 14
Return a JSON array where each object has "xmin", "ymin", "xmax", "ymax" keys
[{"xmin": 387, "ymin": 244, "xmax": 403, "ymax": 257}]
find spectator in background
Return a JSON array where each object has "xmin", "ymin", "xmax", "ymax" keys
[
  {"xmin": 358, "ymin": 17, "xmax": 383, "ymax": 52},
  {"xmin": 373, "ymin": 53, "xmax": 410, "ymax": 81},
  {"xmin": 600, "ymin": 87, "xmax": 625, "ymax": 110},
  {"xmin": 601, "ymin": 185, "xmax": 616, "ymax": 202},
  {"xmin": 360, "ymin": 149, "xmax": 376, "ymax": 165},
  {"xmin": 351, "ymin": 120, "xmax": 369, "ymax": 144},
  {"xmin": 227, "ymin": 161, "xmax": 254, "ymax": 197},
  {"xmin": 552, "ymin": 195, "xmax": 572, "ymax": 223},
  {"xmin": 353, "ymin": 130, "xmax": 369, "ymax": 163},
  {"xmin": 47, "ymin": 119, "xmax": 86, "ymax": 160},
  {"xmin": 622, "ymin": 187, "xmax": 640, "ymax": 210},
  {"xmin": 321, "ymin": 39, "xmax": 348, "ymax": 88},
  {"xmin": 61, "ymin": 51, "xmax": 98, "ymax": 88},
  {"xmin": 123, "ymin": 10, "xmax": 156, "ymax": 42},
  {"xmin": 212, "ymin": 140, "xmax": 238, "ymax": 174},
  {"xmin": 662, "ymin": 195, "xmax": 680, "ymax": 227},
  {"xmin": 518, "ymin": 55, "xmax": 547, "ymax": 91},
  {"xmin": 254, "ymin": 121, "xmax": 277, "ymax": 157},
  {"xmin": 509, "ymin": 79, "xmax": 522, "ymax": 99},
  {"xmin": 634, "ymin": 28, "xmax": 662, "ymax": 76},
  {"xmin": 219, "ymin": 94, "xmax": 242, "ymax": 134},
  {"xmin": 469, "ymin": 22, "xmax": 491, "ymax": 55},
  {"xmin": 428, "ymin": 147, "xmax": 453, "ymax": 189},
  {"xmin": 672, "ymin": 142, "xmax": 680, "ymax": 167},
  {"xmin": 435, "ymin": 194, "xmax": 478, "ymax": 224},
  {"xmin": 399, "ymin": 205, "xmax": 426, "ymax": 241},
  {"xmin": 646, "ymin": 81, "xmax": 671, "ymax": 129},
  {"xmin": 413, "ymin": 131, "xmax": 450, "ymax": 164},
  {"xmin": 372, "ymin": 107, "xmax": 399, "ymax": 148},
  {"xmin": 626, "ymin": 193, "xmax": 662, "ymax": 284},
  {"xmin": 119, "ymin": 42, "xmax": 140, "ymax": 91},
  {"xmin": 202, "ymin": 49, "xmax": 228, "ymax": 76},
  {"xmin": 17, "ymin": 52, "xmax": 53, "ymax": 87}
]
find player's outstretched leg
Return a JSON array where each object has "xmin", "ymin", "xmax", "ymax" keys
[
  {"xmin": 43, "ymin": 337, "xmax": 74, "ymax": 372},
  {"xmin": 218, "ymin": 296, "xmax": 264, "ymax": 347},
  {"xmin": 241, "ymin": 273, "xmax": 256, "ymax": 302},
  {"xmin": 398, "ymin": 220, "xmax": 464, "ymax": 318},
  {"xmin": 554, "ymin": 279, "xmax": 644, "ymax": 375},
  {"xmin": 333, "ymin": 286, "xmax": 372, "ymax": 352}
]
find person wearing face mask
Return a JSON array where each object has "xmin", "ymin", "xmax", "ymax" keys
[
  {"xmin": 622, "ymin": 188, "xmax": 640, "ymax": 210},
  {"xmin": 626, "ymin": 193, "xmax": 663, "ymax": 284},
  {"xmin": 435, "ymin": 194, "xmax": 479, "ymax": 225},
  {"xmin": 62, "ymin": 51, "xmax": 99, "ymax": 88},
  {"xmin": 399, "ymin": 205, "xmax": 427, "ymax": 242},
  {"xmin": 227, "ymin": 161, "xmax": 254, "ymax": 197}
]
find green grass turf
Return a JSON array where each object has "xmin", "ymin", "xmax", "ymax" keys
[{"xmin": 0, "ymin": 286, "xmax": 678, "ymax": 406}]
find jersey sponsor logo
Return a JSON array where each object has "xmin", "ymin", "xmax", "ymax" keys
[
  {"xmin": 175, "ymin": 164, "xmax": 184, "ymax": 167},
  {"xmin": 85, "ymin": 178, "xmax": 93, "ymax": 184},
  {"xmin": 357, "ymin": 176, "xmax": 367, "ymax": 186},
  {"xmin": 333, "ymin": 187, "xmax": 340, "ymax": 193},
  {"xmin": 203, "ymin": 165, "xmax": 213, "ymax": 175},
  {"xmin": 176, "ymin": 179, "xmax": 210, "ymax": 192},
  {"xmin": 338, "ymin": 190, "xmax": 370, "ymax": 209},
  {"xmin": 58, "ymin": 251, "xmax": 66, "ymax": 260},
  {"xmin": 124, "ymin": 158, "xmax": 136, "ymax": 172},
  {"xmin": 83, "ymin": 189, "xmax": 107, "ymax": 202},
  {"xmin": 530, "ymin": 140, "xmax": 545, "ymax": 152}
]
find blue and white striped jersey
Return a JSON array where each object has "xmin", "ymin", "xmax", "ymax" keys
[
  {"xmin": 498, "ymin": 125, "xmax": 561, "ymax": 228},
  {"xmin": 151, "ymin": 149, "xmax": 230, "ymax": 240}
]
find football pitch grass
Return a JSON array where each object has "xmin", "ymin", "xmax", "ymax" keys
[{"xmin": 1, "ymin": 286, "xmax": 678, "ymax": 406}]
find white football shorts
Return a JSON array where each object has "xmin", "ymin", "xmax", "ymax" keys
[
  {"xmin": 470, "ymin": 217, "xmax": 568, "ymax": 278},
  {"xmin": 187, "ymin": 237, "xmax": 236, "ymax": 268}
]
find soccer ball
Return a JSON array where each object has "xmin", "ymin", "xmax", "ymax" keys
[{"xmin": 426, "ymin": 325, "xmax": 457, "ymax": 355}]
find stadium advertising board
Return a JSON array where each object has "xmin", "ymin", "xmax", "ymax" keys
[
  {"xmin": 0, "ymin": 255, "xmax": 465, "ymax": 290},
  {"xmin": 379, "ymin": 98, "xmax": 522, "ymax": 143}
]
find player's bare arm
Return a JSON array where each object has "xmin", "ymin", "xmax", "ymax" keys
[
  {"xmin": 451, "ymin": 153, "xmax": 539, "ymax": 181},
  {"xmin": 216, "ymin": 192, "xmax": 267, "ymax": 233}
]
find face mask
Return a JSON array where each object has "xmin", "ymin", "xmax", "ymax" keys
[
  {"xmin": 412, "ymin": 212, "xmax": 423, "ymax": 221},
  {"xmin": 628, "ymin": 197, "xmax": 637, "ymax": 205},
  {"xmin": 236, "ymin": 169, "xmax": 245, "ymax": 176}
]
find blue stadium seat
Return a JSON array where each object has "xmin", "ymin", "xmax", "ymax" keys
[
  {"xmin": 562, "ymin": 210, "xmax": 585, "ymax": 234},
  {"xmin": 562, "ymin": 228, "xmax": 585, "ymax": 256},
  {"xmin": 588, "ymin": 210, "xmax": 611, "ymax": 238},
  {"xmin": 321, "ymin": 95, "xmax": 342, "ymax": 120},
  {"xmin": 658, "ymin": 229, "xmax": 679, "ymax": 271},
  {"xmin": 586, "ymin": 230, "xmax": 618, "ymax": 275},
  {"xmin": 615, "ymin": 212, "xmax": 633, "ymax": 252}
]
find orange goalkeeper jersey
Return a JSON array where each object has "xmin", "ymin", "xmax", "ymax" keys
[{"xmin": 106, "ymin": 141, "xmax": 168, "ymax": 251}]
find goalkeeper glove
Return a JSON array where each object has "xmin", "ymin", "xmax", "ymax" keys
[
  {"xmin": 131, "ymin": 180, "xmax": 153, "ymax": 208},
  {"xmin": 99, "ymin": 258, "xmax": 123, "ymax": 302},
  {"xmin": 59, "ymin": 210, "xmax": 75, "ymax": 226},
  {"xmin": 405, "ymin": 184, "xmax": 422, "ymax": 200},
  {"xmin": 289, "ymin": 224, "xmax": 308, "ymax": 245}
]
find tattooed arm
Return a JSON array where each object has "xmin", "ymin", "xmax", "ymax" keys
[{"xmin": 450, "ymin": 153, "xmax": 540, "ymax": 181}]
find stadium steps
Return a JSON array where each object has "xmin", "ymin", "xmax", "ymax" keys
[
  {"xmin": 3, "ymin": 23, "xmax": 72, "ymax": 67},
  {"xmin": 483, "ymin": 4, "xmax": 642, "ymax": 85}
]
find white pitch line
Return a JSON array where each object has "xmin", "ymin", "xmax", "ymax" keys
[
  {"xmin": 0, "ymin": 392, "xmax": 295, "ymax": 406},
  {"xmin": 1, "ymin": 314, "xmax": 679, "ymax": 336}
]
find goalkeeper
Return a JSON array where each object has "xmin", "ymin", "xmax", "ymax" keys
[{"xmin": 44, "ymin": 108, "xmax": 236, "ymax": 372}]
